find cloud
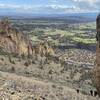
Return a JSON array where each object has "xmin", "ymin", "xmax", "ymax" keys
[
  {"xmin": 49, "ymin": 0, "xmax": 59, "ymax": 3},
  {"xmin": 0, "ymin": 3, "xmax": 33, "ymax": 11},
  {"xmin": 0, "ymin": 3, "xmax": 80, "ymax": 13},
  {"xmin": 72, "ymin": 0, "xmax": 100, "ymax": 12},
  {"xmin": 31, "ymin": 4, "xmax": 81, "ymax": 13},
  {"xmin": 47, "ymin": 0, "xmax": 100, "ymax": 13},
  {"xmin": 73, "ymin": 0, "xmax": 98, "ymax": 3},
  {"xmin": 0, "ymin": 0, "xmax": 99, "ymax": 14}
]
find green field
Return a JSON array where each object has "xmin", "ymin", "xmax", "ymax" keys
[{"xmin": 28, "ymin": 22, "xmax": 96, "ymax": 45}]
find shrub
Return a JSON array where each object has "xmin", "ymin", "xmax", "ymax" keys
[{"xmin": 11, "ymin": 66, "xmax": 15, "ymax": 72}]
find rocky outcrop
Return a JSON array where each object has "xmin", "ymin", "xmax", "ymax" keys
[
  {"xmin": 0, "ymin": 19, "xmax": 54, "ymax": 57},
  {"xmin": 92, "ymin": 14, "xmax": 100, "ymax": 96},
  {"xmin": 0, "ymin": 19, "xmax": 33, "ymax": 56},
  {"xmin": 34, "ymin": 41, "xmax": 54, "ymax": 57}
]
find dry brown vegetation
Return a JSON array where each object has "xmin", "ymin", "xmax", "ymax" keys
[
  {"xmin": 0, "ymin": 71, "xmax": 99, "ymax": 100},
  {"xmin": 0, "ymin": 18, "xmax": 99, "ymax": 100}
]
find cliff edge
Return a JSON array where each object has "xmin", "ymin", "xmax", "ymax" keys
[
  {"xmin": 0, "ymin": 18, "xmax": 33, "ymax": 56},
  {"xmin": 92, "ymin": 14, "xmax": 100, "ymax": 96}
]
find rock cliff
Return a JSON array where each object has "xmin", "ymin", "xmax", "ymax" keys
[
  {"xmin": 0, "ymin": 18, "xmax": 54, "ymax": 58},
  {"xmin": 92, "ymin": 14, "xmax": 100, "ymax": 96},
  {"xmin": 34, "ymin": 41, "xmax": 54, "ymax": 57},
  {"xmin": 0, "ymin": 18, "xmax": 33, "ymax": 56}
]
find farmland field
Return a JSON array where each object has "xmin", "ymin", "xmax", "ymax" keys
[{"xmin": 0, "ymin": 16, "xmax": 98, "ymax": 99}]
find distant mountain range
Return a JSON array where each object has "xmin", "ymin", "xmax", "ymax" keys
[
  {"xmin": 0, "ymin": 12, "xmax": 98, "ymax": 17},
  {"xmin": 0, "ymin": 12, "xmax": 98, "ymax": 22}
]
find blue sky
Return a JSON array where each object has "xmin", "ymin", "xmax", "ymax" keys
[{"xmin": 0, "ymin": 0, "xmax": 99, "ymax": 14}]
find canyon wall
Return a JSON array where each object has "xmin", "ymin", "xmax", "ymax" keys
[
  {"xmin": 92, "ymin": 14, "xmax": 100, "ymax": 96},
  {"xmin": 0, "ymin": 19, "xmax": 54, "ymax": 57},
  {"xmin": 0, "ymin": 19, "xmax": 33, "ymax": 56}
]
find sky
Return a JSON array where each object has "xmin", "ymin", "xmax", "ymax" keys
[{"xmin": 0, "ymin": 0, "xmax": 99, "ymax": 15}]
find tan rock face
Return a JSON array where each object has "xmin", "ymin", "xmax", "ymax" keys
[
  {"xmin": 92, "ymin": 14, "xmax": 100, "ymax": 96},
  {"xmin": 0, "ymin": 19, "xmax": 54, "ymax": 57},
  {"xmin": 0, "ymin": 19, "xmax": 33, "ymax": 56},
  {"xmin": 34, "ymin": 41, "xmax": 54, "ymax": 56}
]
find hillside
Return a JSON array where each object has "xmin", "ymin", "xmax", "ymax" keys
[
  {"xmin": 0, "ymin": 17, "xmax": 98, "ymax": 100},
  {"xmin": 0, "ymin": 71, "xmax": 99, "ymax": 100}
]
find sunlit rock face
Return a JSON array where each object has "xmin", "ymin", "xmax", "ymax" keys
[
  {"xmin": 34, "ymin": 41, "xmax": 54, "ymax": 56},
  {"xmin": 0, "ymin": 19, "xmax": 33, "ymax": 56},
  {"xmin": 0, "ymin": 19, "xmax": 54, "ymax": 57},
  {"xmin": 92, "ymin": 14, "xmax": 100, "ymax": 96}
]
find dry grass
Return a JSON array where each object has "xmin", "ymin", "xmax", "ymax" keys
[{"xmin": 0, "ymin": 71, "xmax": 99, "ymax": 100}]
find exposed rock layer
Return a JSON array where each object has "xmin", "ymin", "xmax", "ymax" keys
[
  {"xmin": 92, "ymin": 14, "xmax": 100, "ymax": 96},
  {"xmin": 0, "ymin": 19, "xmax": 54, "ymax": 57},
  {"xmin": 0, "ymin": 19, "xmax": 33, "ymax": 56}
]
